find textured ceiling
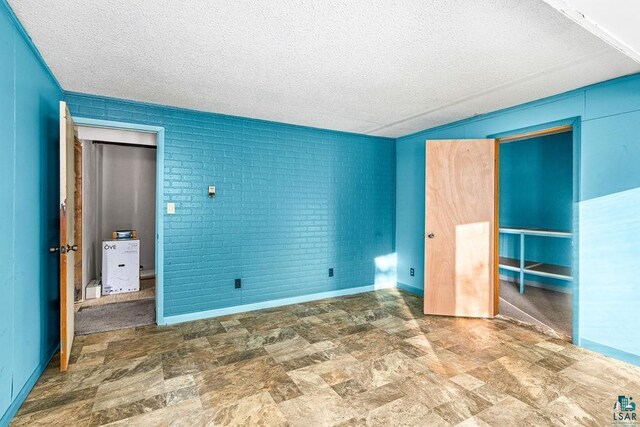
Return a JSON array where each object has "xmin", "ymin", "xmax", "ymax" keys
[{"xmin": 9, "ymin": 0, "xmax": 640, "ymax": 137}]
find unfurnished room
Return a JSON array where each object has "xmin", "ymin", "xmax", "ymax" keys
[{"xmin": 1, "ymin": 1, "xmax": 640, "ymax": 426}]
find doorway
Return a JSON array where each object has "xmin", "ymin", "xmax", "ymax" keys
[
  {"xmin": 74, "ymin": 127, "xmax": 158, "ymax": 335},
  {"xmin": 57, "ymin": 105, "xmax": 165, "ymax": 371},
  {"xmin": 496, "ymin": 124, "xmax": 576, "ymax": 340}
]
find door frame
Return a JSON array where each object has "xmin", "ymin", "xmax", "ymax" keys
[
  {"xmin": 489, "ymin": 117, "xmax": 581, "ymax": 344},
  {"xmin": 72, "ymin": 117, "xmax": 166, "ymax": 325}
]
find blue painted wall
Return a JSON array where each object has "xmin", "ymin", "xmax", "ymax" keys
[
  {"xmin": 500, "ymin": 133, "xmax": 573, "ymax": 232},
  {"xmin": 64, "ymin": 93, "xmax": 396, "ymax": 318},
  {"xmin": 396, "ymin": 73, "xmax": 640, "ymax": 362},
  {"xmin": 0, "ymin": 1, "xmax": 62, "ymax": 424},
  {"xmin": 499, "ymin": 132, "xmax": 573, "ymax": 289},
  {"xmin": 3, "ymin": 9, "xmax": 640, "ymax": 427}
]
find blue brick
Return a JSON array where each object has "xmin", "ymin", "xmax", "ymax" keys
[{"xmin": 65, "ymin": 93, "xmax": 396, "ymax": 317}]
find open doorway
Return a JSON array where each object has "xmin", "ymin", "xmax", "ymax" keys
[
  {"xmin": 73, "ymin": 125, "xmax": 158, "ymax": 335},
  {"xmin": 497, "ymin": 125, "xmax": 575, "ymax": 340}
]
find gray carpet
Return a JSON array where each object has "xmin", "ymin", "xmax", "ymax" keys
[
  {"xmin": 75, "ymin": 298, "xmax": 155, "ymax": 335},
  {"xmin": 499, "ymin": 280, "xmax": 572, "ymax": 339}
]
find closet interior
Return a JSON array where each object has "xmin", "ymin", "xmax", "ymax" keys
[{"xmin": 498, "ymin": 128, "xmax": 574, "ymax": 339}]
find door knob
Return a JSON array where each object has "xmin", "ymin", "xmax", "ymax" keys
[
  {"xmin": 67, "ymin": 244, "xmax": 79, "ymax": 252},
  {"xmin": 427, "ymin": 233, "xmax": 435, "ymax": 239}
]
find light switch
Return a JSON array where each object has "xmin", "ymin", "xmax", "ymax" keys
[{"xmin": 167, "ymin": 202, "xmax": 175, "ymax": 214}]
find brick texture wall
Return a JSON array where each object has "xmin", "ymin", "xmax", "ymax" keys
[{"xmin": 65, "ymin": 93, "xmax": 396, "ymax": 317}]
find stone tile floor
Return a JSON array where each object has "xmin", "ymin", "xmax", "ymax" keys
[{"xmin": 11, "ymin": 289, "xmax": 640, "ymax": 426}]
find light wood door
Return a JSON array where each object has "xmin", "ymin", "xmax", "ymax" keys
[
  {"xmin": 424, "ymin": 139, "xmax": 498, "ymax": 318},
  {"xmin": 59, "ymin": 101, "xmax": 77, "ymax": 371}
]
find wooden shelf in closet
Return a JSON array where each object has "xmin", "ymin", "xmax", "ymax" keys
[{"xmin": 499, "ymin": 256, "xmax": 572, "ymax": 281}]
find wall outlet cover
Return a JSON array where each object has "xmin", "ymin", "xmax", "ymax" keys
[
  {"xmin": 235, "ymin": 278, "xmax": 241, "ymax": 289},
  {"xmin": 329, "ymin": 268, "xmax": 334, "ymax": 277}
]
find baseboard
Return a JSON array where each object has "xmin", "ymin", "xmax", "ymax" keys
[
  {"xmin": 164, "ymin": 281, "xmax": 397, "ymax": 325},
  {"xmin": 580, "ymin": 339, "xmax": 640, "ymax": 367},
  {"xmin": 0, "ymin": 343, "xmax": 59, "ymax": 427},
  {"xmin": 396, "ymin": 282, "xmax": 423, "ymax": 296},
  {"xmin": 499, "ymin": 274, "xmax": 572, "ymax": 294}
]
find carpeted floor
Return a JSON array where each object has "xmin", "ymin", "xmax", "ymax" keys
[
  {"xmin": 75, "ymin": 298, "xmax": 156, "ymax": 335},
  {"xmin": 499, "ymin": 280, "xmax": 572, "ymax": 339}
]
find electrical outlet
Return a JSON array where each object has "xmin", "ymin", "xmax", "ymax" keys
[
  {"xmin": 235, "ymin": 278, "xmax": 241, "ymax": 289},
  {"xmin": 410, "ymin": 268, "xmax": 415, "ymax": 277},
  {"xmin": 167, "ymin": 202, "xmax": 175, "ymax": 214},
  {"xmin": 329, "ymin": 268, "xmax": 334, "ymax": 277}
]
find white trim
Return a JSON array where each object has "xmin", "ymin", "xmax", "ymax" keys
[
  {"xmin": 541, "ymin": 0, "xmax": 640, "ymax": 64},
  {"xmin": 163, "ymin": 281, "xmax": 396, "ymax": 325},
  {"xmin": 499, "ymin": 226, "xmax": 572, "ymax": 238},
  {"xmin": 77, "ymin": 125, "xmax": 157, "ymax": 147}
]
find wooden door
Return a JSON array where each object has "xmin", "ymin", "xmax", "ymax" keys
[
  {"xmin": 424, "ymin": 139, "xmax": 498, "ymax": 318},
  {"xmin": 59, "ymin": 101, "xmax": 77, "ymax": 371}
]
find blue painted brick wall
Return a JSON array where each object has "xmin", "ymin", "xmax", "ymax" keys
[{"xmin": 64, "ymin": 93, "xmax": 396, "ymax": 317}]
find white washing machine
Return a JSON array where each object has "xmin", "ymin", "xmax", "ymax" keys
[{"xmin": 102, "ymin": 239, "xmax": 140, "ymax": 295}]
